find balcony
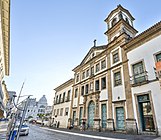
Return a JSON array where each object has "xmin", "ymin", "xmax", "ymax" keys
[{"xmin": 130, "ymin": 71, "xmax": 148, "ymax": 86}]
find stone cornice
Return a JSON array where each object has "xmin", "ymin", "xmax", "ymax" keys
[{"xmin": 54, "ymin": 78, "xmax": 74, "ymax": 92}]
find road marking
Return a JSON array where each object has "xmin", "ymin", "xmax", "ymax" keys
[{"xmin": 41, "ymin": 127, "xmax": 126, "ymax": 140}]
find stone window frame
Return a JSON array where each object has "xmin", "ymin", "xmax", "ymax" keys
[
  {"xmin": 113, "ymin": 68, "xmax": 122, "ymax": 87},
  {"xmin": 112, "ymin": 49, "xmax": 120, "ymax": 64},
  {"xmin": 95, "ymin": 63, "xmax": 100, "ymax": 73},
  {"xmin": 65, "ymin": 107, "xmax": 69, "ymax": 116},
  {"xmin": 57, "ymin": 109, "xmax": 59, "ymax": 116},
  {"xmin": 130, "ymin": 59, "xmax": 147, "ymax": 84},
  {"xmin": 81, "ymin": 85, "xmax": 84, "ymax": 96},
  {"xmin": 95, "ymin": 79, "xmax": 100, "ymax": 91},
  {"xmin": 60, "ymin": 108, "xmax": 63, "ymax": 116},
  {"xmin": 76, "ymin": 73, "xmax": 79, "ymax": 83},
  {"xmin": 75, "ymin": 88, "xmax": 78, "ymax": 98},
  {"xmin": 82, "ymin": 71, "xmax": 85, "ymax": 80},
  {"xmin": 86, "ymin": 69, "xmax": 90, "ymax": 77},
  {"xmin": 101, "ymin": 76, "xmax": 106, "ymax": 90},
  {"xmin": 134, "ymin": 91, "xmax": 157, "ymax": 133},
  {"xmin": 153, "ymin": 51, "xmax": 161, "ymax": 62},
  {"xmin": 101, "ymin": 59, "xmax": 106, "ymax": 70}
]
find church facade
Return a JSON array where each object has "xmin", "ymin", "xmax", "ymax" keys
[{"xmin": 52, "ymin": 5, "xmax": 161, "ymax": 135}]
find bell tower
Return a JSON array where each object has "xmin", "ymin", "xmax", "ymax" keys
[{"xmin": 104, "ymin": 5, "xmax": 138, "ymax": 43}]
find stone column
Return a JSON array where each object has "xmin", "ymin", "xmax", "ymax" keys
[
  {"xmin": 107, "ymin": 52, "xmax": 114, "ymax": 131},
  {"xmin": 122, "ymin": 49, "xmax": 137, "ymax": 134},
  {"xmin": 93, "ymin": 92, "xmax": 101, "ymax": 131}
]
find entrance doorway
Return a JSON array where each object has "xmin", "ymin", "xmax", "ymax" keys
[
  {"xmin": 88, "ymin": 101, "xmax": 95, "ymax": 128},
  {"xmin": 116, "ymin": 107, "xmax": 125, "ymax": 130},
  {"xmin": 101, "ymin": 104, "xmax": 107, "ymax": 128},
  {"xmin": 138, "ymin": 94, "xmax": 155, "ymax": 132}
]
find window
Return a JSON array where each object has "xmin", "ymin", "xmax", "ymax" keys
[
  {"xmin": 119, "ymin": 12, "xmax": 123, "ymax": 20},
  {"xmin": 101, "ymin": 77, "xmax": 106, "ymax": 89},
  {"xmin": 65, "ymin": 107, "xmax": 69, "ymax": 116},
  {"xmin": 125, "ymin": 17, "xmax": 129, "ymax": 24},
  {"xmin": 67, "ymin": 90, "xmax": 71, "ymax": 101},
  {"xmin": 132, "ymin": 61, "xmax": 147, "ymax": 84},
  {"xmin": 76, "ymin": 74, "xmax": 79, "ymax": 82},
  {"xmin": 81, "ymin": 86, "xmax": 84, "ymax": 96},
  {"xmin": 90, "ymin": 82, "xmax": 93, "ymax": 91},
  {"xmin": 82, "ymin": 72, "xmax": 85, "ymax": 79},
  {"xmin": 75, "ymin": 88, "xmax": 78, "ymax": 98},
  {"xmin": 57, "ymin": 109, "xmax": 59, "ymax": 116},
  {"xmin": 101, "ymin": 60, "xmax": 106, "ymax": 69},
  {"xmin": 56, "ymin": 95, "xmax": 58, "ymax": 104},
  {"xmin": 85, "ymin": 84, "xmax": 89, "ymax": 94},
  {"xmin": 86, "ymin": 69, "xmax": 89, "ymax": 77},
  {"xmin": 113, "ymin": 51, "xmax": 119, "ymax": 63},
  {"xmin": 91, "ymin": 66, "xmax": 94, "ymax": 76},
  {"xmin": 114, "ymin": 71, "xmax": 122, "ymax": 86},
  {"xmin": 54, "ymin": 109, "xmax": 56, "ymax": 115},
  {"xmin": 96, "ymin": 63, "xmax": 100, "ymax": 72},
  {"xmin": 156, "ymin": 53, "xmax": 161, "ymax": 62},
  {"xmin": 60, "ymin": 108, "xmax": 63, "ymax": 116},
  {"xmin": 63, "ymin": 92, "xmax": 65, "ymax": 102},
  {"xmin": 59, "ymin": 94, "xmax": 61, "ymax": 103},
  {"xmin": 112, "ymin": 18, "xmax": 117, "ymax": 27},
  {"xmin": 95, "ymin": 80, "xmax": 100, "ymax": 91}
]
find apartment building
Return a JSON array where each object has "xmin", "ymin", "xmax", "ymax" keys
[
  {"xmin": 0, "ymin": 0, "xmax": 10, "ymax": 118},
  {"xmin": 52, "ymin": 79, "xmax": 73, "ymax": 128}
]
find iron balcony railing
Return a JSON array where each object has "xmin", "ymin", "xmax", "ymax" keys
[{"xmin": 130, "ymin": 71, "xmax": 148, "ymax": 85}]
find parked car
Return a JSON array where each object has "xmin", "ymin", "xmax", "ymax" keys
[{"xmin": 15, "ymin": 124, "xmax": 29, "ymax": 136}]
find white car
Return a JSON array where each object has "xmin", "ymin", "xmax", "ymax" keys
[{"xmin": 15, "ymin": 124, "xmax": 29, "ymax": 136}]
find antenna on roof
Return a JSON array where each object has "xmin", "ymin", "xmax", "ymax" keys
[{"xmin": 94, "ymin": 39, "xmax": 96, "ymax": 47}]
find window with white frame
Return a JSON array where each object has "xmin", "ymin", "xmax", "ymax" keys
[
  {"xmin": 65, "ymin": 107, "xmax": 69, "ymax": 116},
  {"xmin": 101, "ymin": 60, "xmax": 106, "ymax": 69},
  {"xmin": 81, "ymin": 86, "xmax": 84, "ymax": 96},
  {"xmin": 96, "ymin": 63, "xmax": 100, "ymax": 72},
  {"xmin": 95, "ymin": 80, "xmax": 100, "ymax": 91},
  {"xmin": 85, "ymin": 84, "xmax": 89, "ymax": 94},
  {"xmin": 114, "ymin": 71, "xmax": 122, "ymax": 86},
  {"xmin": 57, "ymin": 109, "xmax": 59, "ymax": 116},
  {"xmin": 86, "ymin": 69, "xmax": 89, "ymax": 77},
  {"xmin": 76, "ymin": 74, "xmax": 79, "ymax": 82},
  {"xmin": 60, "ymin": 108, "xmax": 63, "ymax": 116},
  {"xmin": 82, "ymin": 72, "xmax": 85, "ymax": 79},
  {"xmin": 75, "ymin": 88, "xmax": 78, "ymax": 98},
  {"xmin": 91, "ymin": 66, "xmax": 94, "ymax": 76},
  {"xmin": 112, "ymin": 50, "xmax": 119, "ymax": 64},
  {"xmin": 132, "ymin": 61, "xmax": 147, "ymax": 84},
  {"xmin": 101, "ymin": 77, "xmax": 106, "ymax": 89}
]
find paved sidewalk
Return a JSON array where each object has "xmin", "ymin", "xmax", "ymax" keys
[
  {"xmin": 42, "ymin": 126, "xmax": 161, "ymax": 140},
  {"xmin": 0, "ymin": 120, "xmax": 9, "ymax": 140}
]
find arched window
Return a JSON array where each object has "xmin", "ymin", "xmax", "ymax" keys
[
  {"xmin": 119, "ymin": 12, "xmax": 123, "ymax": 20},
  {"xmin": 125, "ymin": 17, "xmax": 129, "ymax": 24},
  {"xmin": 112, "ymin": 18, "xmax": 117, "ymax": 27}
]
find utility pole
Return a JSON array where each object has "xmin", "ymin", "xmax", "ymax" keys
[{"xmin": 15, "ymin": 95, "xmax": 31, "ymax": 140}]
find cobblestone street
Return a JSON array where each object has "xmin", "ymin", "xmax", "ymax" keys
[{"xmin": 19, "ymin": 124, "xmax": 161, "ymax": 140}]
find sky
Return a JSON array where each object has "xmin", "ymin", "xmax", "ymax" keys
[{"xmin": 4, "ymin": 0, "xmax": 161, "ymax": 105}]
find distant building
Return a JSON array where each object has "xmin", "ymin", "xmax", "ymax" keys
[
  {"xmin": 25, "ymin": 95, "xmax": 49, "ymax": 120},
  {"xmin": 52, "ymin": 79, "xmax": 73, "ymax": 128}
]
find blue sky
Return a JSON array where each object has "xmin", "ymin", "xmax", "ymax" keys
[{"xmin": 4, "ymin": 0, "xmax": 161, "ymax": 105}]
